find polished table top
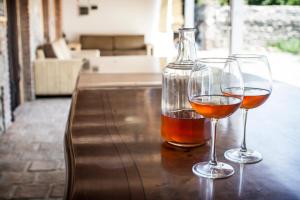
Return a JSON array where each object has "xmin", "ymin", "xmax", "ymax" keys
[{"xmin": 64, "ymin": 82, "xmax": 300, "ymax": 200}]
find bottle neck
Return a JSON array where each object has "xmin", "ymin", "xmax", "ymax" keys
[{"xmin": 175, "ymin": 29, "xmax": 197, "ymax": 64}]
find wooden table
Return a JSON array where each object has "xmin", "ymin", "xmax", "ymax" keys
[
  {"xmin": 68, "ymin": 42, "xmax": 82, "ymax": 51},
  {"xmin": 78, "ymin": 56, "xmax": 167, "ymax": 89},
  {"xmin": 65, "ymin": 78, "xmax": 300, "ymax": 199},
  {"xmin": 87, "ymin": 56, "xmax": 167, "ymax": 74}
]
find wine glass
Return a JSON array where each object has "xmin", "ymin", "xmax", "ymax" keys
[
  {"xmin": 224, "ymin": 54, "xmax": 272, "ymax": 164},
  {"xmin": 188, "ymin": 58, "xmax": 244, "ymax": 179}
]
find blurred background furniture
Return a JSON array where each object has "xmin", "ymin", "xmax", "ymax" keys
[
  {"xmin": 80, "ymin": 35, "xmax": 152, "ymax": 56},
  {"xmin": 34, "ymin": 38, "xmax": 100, "ymax": 96},
  {"xmin": 67, "ymin": 42, "xmax": 82, "ymax": 51},
  {"xmin": 42, "ymin": 38, "xmax": 100, "ymax": 59},
  {"xmin": 34, "ymin": 59, "xmax": 83, "ymax": 95},
  {"xmin": 86, "ymin": 56, "xmax": 167, "ymax": 74},
  {"xmin": 79, "ymin": 56, "xmax": 168, "ymax": 89}
]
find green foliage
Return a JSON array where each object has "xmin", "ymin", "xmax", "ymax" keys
[
  {"xmin": 247, "ymin": 0, "xmax": 300, "ymax": 5},
  {"xmin": 219, "ymin": 0, "xmax": 230, "ymax": 5},
  {"xmin": 196, "ymin": 0, "xmax": 205, "ymax": 5},
  {"xmin": 214, "ymin": 0, "xmax": 300, "ymax": 5},
  {"xmin": 271, "ymin": 38, "xmax": 300, "ymax": 54}
]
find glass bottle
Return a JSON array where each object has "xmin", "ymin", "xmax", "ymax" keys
[{"xmin": 161, "ymin": 28, "xmax": 211, "ymax": 147}]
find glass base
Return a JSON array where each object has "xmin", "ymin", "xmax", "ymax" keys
[
  {"xmin": 224, "ymin": 148, "xmax": 262, "ymax": 164},
  {"xmin": 167, "ymin": 141, "xmax": 206, "ymax": 148},
  {"xmin": 192, "ymin": 161, "xmax": 234, "ymax": 179}
]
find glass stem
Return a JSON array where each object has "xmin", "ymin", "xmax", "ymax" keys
[
  {"xmin": 240, "ymin": 109, "xmax": 248, "ymax": 152},
  {"xmin": 209, "ymin": 118, "xmax": 218, "ymax": 166}
]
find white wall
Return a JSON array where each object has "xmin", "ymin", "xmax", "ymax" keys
[
  {"xmin": 29, "ymin": 0, "xmax": 44, "ymax": 60},
  {"xmin": 62, "ymin": 0, "xmax": 160, "ymax": 43}
]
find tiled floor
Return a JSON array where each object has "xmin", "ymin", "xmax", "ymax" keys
[{"xmin": 0, "ymin": 98, "xmax": 71, "ymax": 200}]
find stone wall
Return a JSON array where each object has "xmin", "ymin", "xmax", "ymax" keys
[
  {"xmin": 195, "ymin": 5, "xmax": 300, "ymax": 49},
  {"xmin": 24, "ymin": 0, "xmax": 57, "ymax": 100},
  {"xmin": 28, "ymin": 0, "xmax": 45, "ymax": 100},
  {"xmin": 0, "ymin": 0, "xmax": 47, "ymax": 133},
  {"xmin": 0, "ymin": 22, "xmax": 12, "ymax": 134},
  {"xmin": 244, "ymin": 6, "xmax": 300, "ymax": 48},
  {"xmin": 12, "ymin": 0, "xmax": 54, "ymax": 102},
  {"xmin": 20, "ymin": 0, "xmax": 35, "ymax": 101}
]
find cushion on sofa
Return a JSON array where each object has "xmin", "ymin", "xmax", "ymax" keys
[
  {"xmin": 81, "ymin": 35, "xmax": 113, "ymax": 50},
  {"xmin": 52, "ymin": 38, "xmax": 72, "ymax": 59},
  {"xmin": 114, "ymin": 35, "xmax": 145, "ymax": 50},
  {"xmin": 36, "ymin": 49, "xmax": 46, "ymax": 60},
  {"xmin": 43, "ymin": 43, "xmax": 57, "ymax": 58},
  {"xmin": 113, "ymin": 49, "xmax": 147, "ymax": 56}
]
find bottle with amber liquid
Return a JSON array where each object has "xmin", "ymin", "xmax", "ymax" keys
[{"xmin": 161, "ymin": 28, "xmax": 211, "ymax": 147}]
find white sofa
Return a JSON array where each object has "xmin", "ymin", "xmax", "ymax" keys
[{"xmin": 34, "ymin": 39, "xmax": 100, "ymax": 95}]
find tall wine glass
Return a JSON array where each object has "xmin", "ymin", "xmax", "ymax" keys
[
  {"xmin": 224, "ymin": 54, "xmax": 272, "ymax": 164},
  {"xmin": 188, "ymin": 58, "xmax": 244, "ymax": 179}
]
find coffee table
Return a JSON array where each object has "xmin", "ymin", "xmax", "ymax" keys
[{"xmin": 78, "ymin": 56, "xmax": 167, "ymax": 89}]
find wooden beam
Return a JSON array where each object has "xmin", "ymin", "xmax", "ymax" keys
[
  {"xmin": 55, "ymin": 0, "xmax": 62, "ymax": 39},
  {"xmin": 42, "ymin": 0, "xmax": 50, "ymax": 42}
]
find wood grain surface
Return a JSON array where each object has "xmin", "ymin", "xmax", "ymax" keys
[{"xmin": 65, "ymin": 82, "xmax": 300, "ymax": 200}]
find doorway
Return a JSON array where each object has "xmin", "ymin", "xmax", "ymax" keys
[{"xmin": 6, "ymin": 0, "xmax": 21, "ymax": 121}]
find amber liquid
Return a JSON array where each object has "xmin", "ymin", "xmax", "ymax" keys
[
  {"xmin": 223, "ymin": 87, "xmax": 271, "ymax": 110},
  {"xmin": 190, "ymin": 95, "xmax": 242, "ymax": 119},
  {"xmin": 161, "ymin": 110, "xmax": 211, "ymax": 147}
]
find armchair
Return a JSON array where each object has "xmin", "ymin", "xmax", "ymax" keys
[
  {"xmin": 34, "ymin": 58, "xmax": 83, "ymax": 95},
  {"xmin": 70, "ymin": 50, "xmax": 100, "ymax": 59},
  {"xmin": 34, "ymin": 38, "xmax": 99, "ymax": 95}
]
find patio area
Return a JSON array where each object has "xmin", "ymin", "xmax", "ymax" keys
[
  {"xmin": 0, "ymin": 51, "xmax": 299, "ymax": 199},
  {"xmin": 0, "ymin": 0, "xmax": 299, "ymax": 198}
]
